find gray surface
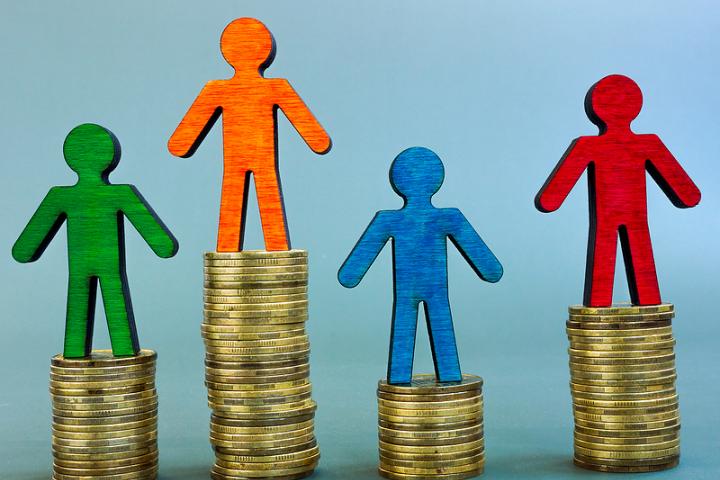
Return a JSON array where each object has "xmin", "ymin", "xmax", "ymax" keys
[{"xmin": 1, "ymin": 1, "xmax": 719, "ymax": 478}]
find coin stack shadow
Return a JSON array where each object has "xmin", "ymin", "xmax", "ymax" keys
[
  {"xmin": 567, "ymin": 303, "xmax": 680, "ymax": 472},
  {"xmin": 203, "ymin": 250, "xmax": 319, "ymax": 480},
  {"xmin": 50, "ymin": 350, "xmax": 158, "ymax": 480},
  {"xmin": 377, "ymin": 374, "xmax": 485, "ymax": 480}
]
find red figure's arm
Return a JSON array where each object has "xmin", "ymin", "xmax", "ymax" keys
[
  {"xmin": 646, "ymin": 135, "xmax": 701, "ymax": 208},
  {"xmin": 535, "ymin": 138, "xmax": 591, "ymax": 213},
  {"xmin": 168, "ymin": 83, "xmax": 222, "ymax": 158},
  {"xmin": 276, "ymin": 80, "xmax": 332, "ymax": 154}
]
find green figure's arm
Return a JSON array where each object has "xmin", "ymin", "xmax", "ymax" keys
[
  {"xmin": 120, "ymin": 185, "xmax": 178, "ymax": 258},
  {"xmin": 12, "ymin": 188, "xmax": 66, "ymax": 263}
]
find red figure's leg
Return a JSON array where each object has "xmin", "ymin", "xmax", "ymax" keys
[
  {"xmin": 254, "ymin": 170, "xmax": 290, "ymax": 251},
  {"xmin": 619, "ymin": 224, "xmax": 661, "ymax": 305},
  {"xmin": 584, "ymin": 222, "xmax": 618, "ymax": 307},
  {"xmin": 217, "ymin": 168, "xmax": 250, "ymax": 252}
]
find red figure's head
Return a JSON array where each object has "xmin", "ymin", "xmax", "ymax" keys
[
  {"xmin": 585, "ymin": 75, "xmax": 643, "ymax": 133},
  {"xmin": 220, "ymin": 18, "xmax": 276, "ymax": 74}
]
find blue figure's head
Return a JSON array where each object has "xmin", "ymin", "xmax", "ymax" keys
[{"xmin": 390, "ymin": 147, "xmax": 445, "ymax": 203}]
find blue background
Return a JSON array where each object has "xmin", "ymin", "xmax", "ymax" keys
[{"xmin": 1, "ymin": 1, "xmax": 718, "ymax": 479}]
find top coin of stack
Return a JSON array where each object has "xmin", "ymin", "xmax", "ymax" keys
[
  {"xmin": 567, "ymin": 303, "xmax": 680, "ymax": 473},
  {"xmin": 50, "ymin": 350, "xmax": 159, "ymax": 480},
  {"xmin": 377, "ymin": 374, "xmax": 485, "ymax": 480},
  {"xmin": 202, "ymin": 250, "xmax": 319, "ymax": 480}
]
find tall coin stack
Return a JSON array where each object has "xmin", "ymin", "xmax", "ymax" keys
[
  {"xmin": 50, "ymin": 350, "xmax": 159, "ymax": 480},
  {"xmin": 377, "ymin": 374, "xmax": 485, "ymax": 480},
  {"xmin": 203, "ymin": 250, "xmax": 319, "ymax": 479},
  {"xmin": 567, "ymin": 303, "xmax": 680, "ymax": 472}
]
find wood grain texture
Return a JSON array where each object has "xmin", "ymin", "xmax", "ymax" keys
[
  {"xmin": 168, "ymin": 17, "xmax": 331, "ymax": 252},
  {"xmin": 12, "ymin": 124, "xmax": 178, "ymax": 358},
  {"xmin": 535, "ymin": 75, "xmax": 701, "ymax": 307},
  {"xmin": 338, "ymin": 147, "xmax": 503, "ymax": 384}
]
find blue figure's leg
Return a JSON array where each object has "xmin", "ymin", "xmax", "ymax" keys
[
  {"xmin": 388, "ymin": 296, "xmax": 420, "ymax": 384},
  {"xmin": 423, "ymin": 296, "xmax": 462, "ymax": 383}
]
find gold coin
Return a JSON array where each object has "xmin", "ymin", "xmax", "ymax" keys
[
  {"xmin": 570, "ymin": 382, "xmax": 675, "ymax": 394},
  {"xmin": 49, "ymin": 382, "xmax": 155, "ymax": 397},
  {"xmin": 211, "ymin": 424, "xmax": 313, "ymax": 440},
  {"xmin": 52, "ymin": 450, "xmax": 157, "ymax": 469},
  {"xmin": 211, "ymin": 462, "xmax": 316, "ymax": 478},
  {"xmin": 202, "ymin": 323, "xmax": 306, "ymax": 334},
  {"xmin": 380, "ymin": 460, "xmax": 484, "ymax": 476},
  {"xmin": 211, "ymin": 402, "xmax": 317, "ymax": 420},
  {"xmin": 203, "ymin": 335, "xmax": 308, "ymax": 348},
  {"xmin": 51, "ymin": 445, "xmax": 156, "ymax": 462},
  {"xmin": 205, "ymin": 256, "xmax": 308, "ymax": 267},
  {"xmin": 51, "ymin": 438, "xmax": 156, "ymax": 454},
  {"xmin": 53, "ymin": 466, "xmax": 158, "ymax": 480},
  {"xmin": 566, "ymin": 326, "xmax": 673, "ymax": 337},
  {"xmin": 568, "ymin": 334, "xmax": 674, "ymax": 346},
  {"xmin": 572, "ymin": 399, "xmax": 679, "ymax": 414},
  {"xmin": 209, "ymin": 391, "xmax": 312, "ymax": 407},
  {"xmin": 574, "ymin": 452, "xmax": 678, "ymax": 466},
  {"xmin": 204, "ymin": 300, "xmax": 309, "ymax": 313},
  {"xmin": 378, "ymin": 403, "xmax": 482, "ymax": 418},
  {"xmin": 568, "ymin": 312, "xmax": 674, "ymax": 323},
  {"xmin": 566, "ymin": 319, "xmax": 673, "ymax": 330},
  {"xmin": 573, "ymin": 416, "xmax": 680, "ymax": 431},
  {"xmin": 573, "ymin": 455, "xmax": 678, "ymax": 472},
  {"xmin": 378, "ymin": 396, "xmax": 482, "ymax": 410},
  {"xmin": 380, "ymin": 432, "xmax": 483, "ymax": 447},
  {"xmin": 378, "ymin": 446, "xmax": 484, "ymax": 462},
  {"xmin": 52, "ymin": 424, "xmax": 156, "ymax": 440},
  {"xmin": 53, "ymin": 411, "xmax": 157, "ymax": 426},
  {"xmin": 379, "ymin": 412, "xmax": 481, "ymax": 425},
  {"xmin": 53, "ymin": 401, "xmax": 158, "ymax": 418},
  {"xmin": 377, "ymin": 390, "xmax": 481, "ymax": 403},
  {"xmin": 572, "ymin": 394, "xmax": 678, "ymax": 408},
  {"xmin": 569, "ymin": 339, "xmax": 676, "ymax": 351},
  {"xmin": 575, "ymin": 436, "xmax": 679, "ymax": 452},
  {"xmin": 51, "ymin": 350, "xmax": 156, "ymax": 368},
  {"xmin": 51, "ymin": 396, "xmax": 157, "ymax": 412},
  {"xmin": 202, "ymin": 329, "xmax": 306, "ymax": 341},
  {"xmin": 572, "ymin": 408, "xmax": 678, "ymax": 423},
  {"xmin": 574, "ymin": 423, "xmax": 680, "ymax": 438},
  {"xmin": 568, "ymin": 348, "xmax": 674, "ymax": 359},
  {"xmin": 204, "ymin": 280, "xmax": 307, "ymax": 290},
  {"xmin": 205, "ymin": 295, "xmax": 309, "ymax": 307},
  {"xmin": 569, "ymin": 360, "xmax": 676, "ymax": 373},
  {"xmin": 378, "ymin": 466, "xmax": 483, "ymax": 480},
  {"xmin": 210, "ymin": 431, "xmax": 315, "ymax": 449},
  {"xmin": 379, "ymin": 452, "xmax": 484, "ymax": 469},
  {"xmin": 569, "ymin": 353, "xmax": 675, "ymax": 366},
  {"xmin": 212, "ymin": 412, "xmax": 314, "ymax": 427},
  {"xmin": 378, "ymin": 374, "xmax": 483, "ymax": 395},
  {"xmin": 378, "ymin": 418, "xmax": 480, "ymax": 432},
  {"xmin": 209, "ymin": 398, "xmax": 315, "ymax": 414},
  {"xmin": 204, "ymin": 264, "xmax": 308, "ymax": 274},
  {"xmin": 574, "ymin": 444, "xmax": 679, "ymax": 460},
  {"xmin": 568, "ymin": 304, "xmax": 674, "ymax": 316},
  {"xmin": 213, "ymin": 444, "xmax": 319, "ymax": 463},
  {"xmin": 204, "ymin": 310, "xmax": 309, "ymax": 321},
  {"xmin": 211, "ymin": 418, "xmax": 314, "ymax": 435},
  {"xmin": 208, "ymin": 383, "xmax": 312, "ymax": 398},
  {"xmin": 205, "ymin": 351, "xmax": 310, "ymax": 364},
  {"xmin": 205, "ymin": 370, "xmax": 308, "ymax": 385},
  {"xmin": 52, "ymin": 459, "xmax": 157, "ymax": 476},
  {"xmin": 205, "ymin": 286, "xmax": 308, "ymax": 298},
  {"xmin": 204, "ymin": 360, "xmax": 308, "ymax": 374},
  {"xmin": 52, "ymin": 431, "xmax": 157, "ymax": 448},
  {"xmin": 205, "ymin": 250, "xmax": 308, "ymax": 260},
  {"xmin": 50, "ymin": 363, "xmax": 155, "ymax": 376},
  {"xmin": 50, "ymin": 375, "xmax": 156, "ymax": 389},
  {"xmin": 575, "ymin": 431, "xmax": 678, "ymax": 446},
  {"xmin": 214, "ymin": 452, "xmax": 319, "ymax": 470},
  {"xmin": 570, "ymin": 374, "xmax": 677, "ymax": 387},
  {"xmin": 379, "ymin": 439, "xmax": 483, "ymax": 454},
  {"xmin": 379, "ymin": 424, "xmax": 482, "ymax": 440},
  {"xmin": 204, "ymin": 272, "xmax": 308, "ymax": 283},
  {"xmin": 51, "ymin": 389, "xmax": 157, "ymax": 405},
  {"xmin": 570, "ymin": 388, "xmax": 676, "ymax": 402},
  {"xmin": 214, "ymin": 439, "xmax": 317, "ymax": 457},
  {"xmin": 205, "ymin": 378, "xmax": 310, "ymax": 392},
  {"xmin": 52, "ymin": 417, "xmax": 156, "ymax": 434}
]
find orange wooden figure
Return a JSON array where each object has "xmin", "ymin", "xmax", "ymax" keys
[{"xmin": 168, "ymin": 18, "xmax": 332, "ymax": 252}]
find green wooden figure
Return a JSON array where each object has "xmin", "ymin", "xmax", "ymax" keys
[{"xmin": 12, "ymin": 124, "xmax": 178, "ymax": 358}]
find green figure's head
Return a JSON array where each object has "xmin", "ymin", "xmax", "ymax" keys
[{"xmin": 63, "ymin": 124, "xmax": 121, "ymax": 182}]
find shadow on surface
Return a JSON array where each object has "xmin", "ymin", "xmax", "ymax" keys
[
  {"xmin": 158, "ymin": 464, "xmax": 211, "ymax": 480},
  {"xmin": 313, "ymin": 463, "xmax": 378, "ymax": 479},
  {"xmin": 489, "ymin": 452, "xmax": 587, "ymax": 478}
]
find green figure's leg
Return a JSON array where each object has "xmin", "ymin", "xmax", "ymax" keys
[
  {"xmin": 64, "ymin": 275, "xmax": 98, "ymax": 358},
  {"xmin": 99, "ymin": 273, "xmax": 140, "ymax": 357}
]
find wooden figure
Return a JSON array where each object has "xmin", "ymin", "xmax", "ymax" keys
[
  {"xmin": 535, "ymin": 75, "xmax": 701, "ymax": 307},
  {"xmin": 338, "ymin": 147, "xmax": 503, "ymax": 385},
  {"xmin": 12, "ymin": 124, "xmax": 178, "ymax": 358},
  {"xmin": 168, "ymin": 17, "xmax": 332, "ymax": 252}
]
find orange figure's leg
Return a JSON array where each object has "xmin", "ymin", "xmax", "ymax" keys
[
  {"xmin": 584, "ymin": 222, "xmax": 618, "ymax": 307},
  {"xmin": 620, "ymin": 224, "xmax": 661, "ymax": 305},
  {"xmin": 217, "ymin": 168, "xmax": 251, "ymax": 252},
  {"xmin": 254, "ymin": 169, "xmax": 290, "ymax": 251}
]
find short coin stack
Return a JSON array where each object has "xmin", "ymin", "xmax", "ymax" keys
[
  {"xmin": 377, "ymin": 374, "xmax": 484, "ymax": 480},
  {"xmin": 50, "ymin": 350, "xmax": 158, "ymax": 480},
  {"xmin": 203, "ymin": 250, "xmax": 319, "ymax": 479},
  {"xmin": 567, "ymin": 303, "xmax": 680, "ymax": 472}
]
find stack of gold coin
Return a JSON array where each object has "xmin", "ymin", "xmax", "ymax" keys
[
  {"xmin": 50, "ymin": 350, "xmax": 158, "ymax": 480},
  {"xmin": 203, "ymin": 250, "xmax": 319, "ymax": 479},
  {"xmin": 567, "ymin": 303, "xmax": 680, "ymax": 473},
  {"xmin": 377, "ymin": 374, "xmax": 484, "ymax": 480}
]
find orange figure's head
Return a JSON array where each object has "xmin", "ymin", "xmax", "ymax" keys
[
  {"xmin": 585, "ymin": 74, "xmax": 643, "ymax": 133},
  {"xmin": 220, "ymin": 18, "xmax": 276, "ymax": 75}
]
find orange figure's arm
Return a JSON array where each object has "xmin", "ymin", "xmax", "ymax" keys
[
  {"xmin": 168, "ymin": 83, "xmax": 222, "ymax": 158},
  {"xmin": 535, "ymin": 138, "xmax": 591, "ymax": 213},
  {"xmin": 276, "ymin": 80, "xmax": 332, "ymax": 154},
  {"xmin": 646, "ymin": 135, "xmax": 701, "ymax": 208}
]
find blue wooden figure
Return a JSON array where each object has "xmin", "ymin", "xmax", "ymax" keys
[{"xmin": 338, "ymin": 147, "xmax": 503, "ymax": 384}]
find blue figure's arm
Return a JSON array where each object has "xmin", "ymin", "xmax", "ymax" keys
[
  {"xmin": 12, "ymin": 188, "xmax": 66, "ymax": 263},
  {"xmin": 338, "ymin": 212, "xmax": 393, "ymax": 288},
  {"xmin": 446, "ymin": 209, "xmax": 503, "ymax": 283}
]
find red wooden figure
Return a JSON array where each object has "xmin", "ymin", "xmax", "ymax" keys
[{"xmin": 535, "ymin": 75, "xmax": 701, "ymax": 307}]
